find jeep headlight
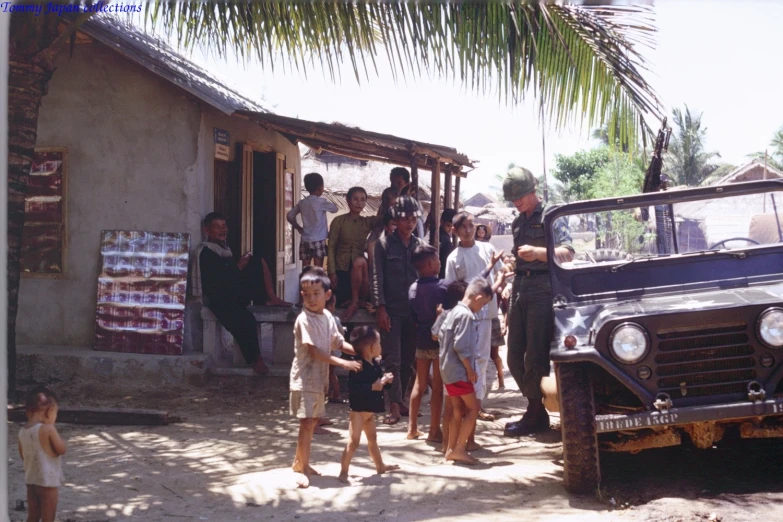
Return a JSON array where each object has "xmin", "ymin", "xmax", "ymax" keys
[
  {"xmin": 609, "ymin": 323, "xmax": 650, "ymax": 364},
  {"xmin": 758, "ymin": 308, "xmax": 783, "ymax": 348}
]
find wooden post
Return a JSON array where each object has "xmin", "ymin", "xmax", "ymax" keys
[
  {"xmin": 410, "ymin": 158, "xmax": 419, "ymax": 200},
  {"xmin": 430, "ymin": 161, "xmax": 441, "ymax": 248},
  {"xmin": 444, "ymin": 166, "xmax": 453, "ymax": 210},
  {"xmin": 454, "ymin": 175, "xmax": 461, "ymax": 210}
]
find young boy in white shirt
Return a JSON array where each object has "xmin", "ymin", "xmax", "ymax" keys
[
  {"xmin": 287, "ymin": 173, "xmax": 338, "ymax": 267},
  {"xmin": 444, "ymin": 212, "xmax": 504, "ymax": 435},
  {"xmin": 290, "ymin": 267, "xmax": 361, "ymax": 488}
]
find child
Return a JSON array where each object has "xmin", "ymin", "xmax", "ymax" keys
[
  {"xmin": 290, "ymin": 267, "xmax": 361, "ymax": 488},
  {"xmin": 287, "ymin": 172, "xmax": 338, "ymax": 267},
  {"xmin": 444, "ymin": 212, "xmax": 504, "ymax": 427},
  {"xmin": 18, "ymin": 386, "xmax": 67, "ymax": 522},
  {"xmin": 438, "ymin": 209, "xmax": 456, "ymax": 279},
  {"xmin": 434, "ymin": 262, "xmax": 508, "ymax": 454},
  {"xmin": 407, "ymin": 245, "xmax": 448, "ymax": 441},
  {"xmin": 439, "ymin": 278, "xmax": 495, "ymax": 464},
  {"xmin": 489, "ymin": 316, "xmax": 506, "ymax": 392},
  {"xmin": 338, "ymin": 326, "xmax": 400, "ymax": 483}
]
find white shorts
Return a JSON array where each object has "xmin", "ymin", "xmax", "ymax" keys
[{"xmin": 475, "ymin": 319, "xmax": 492, "ymax": 401}]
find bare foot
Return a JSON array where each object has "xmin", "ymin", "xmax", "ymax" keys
[
  {"xmin": 478, "ymin": 410, "xmax": 496, "ymax": 422},
  {"xmin": 406, "ymin": 429, "xmax": 424, "ymax": 440},
  {"xmin": 383, "ymin": 414, "xmax": 401, "ymax": 425},
  {"xmin": 295, "ymin": 472, "xmax": 310, "ymax": 488},
  {"xmin": 307, "ymin": 465, "xmax": 321, "ymax": 476},
  {"xmin": 318, "ymin": 418, "xmax": 333, "ymax": 426},
  {"xmin": 377, "ymin": 464, "xmax": 400, "ymax": 474},
  {"xmin": 445, "ymin": 450, "xmax": 480, "ymax": 465},
  {"xmin": 467, "ymin": 441, "xmax": 481, "ymax": 452},
  {"xmin": 438, "ymin": 445, "xmax": 447, "ymax": 454},
  {"xmin": 343, "ymin": 301, "xmax": 360, "ymax": 320},
  {"xmin": 426, "ymin": 433, "xmax": 443, "ymax": 443},
  {"xmin": 314, "ymin": 425, "xmax": 330, "ymax": 435},
  {"xmin": 338, "ymin": 472, "xmax": 351, "ymax": 484}
]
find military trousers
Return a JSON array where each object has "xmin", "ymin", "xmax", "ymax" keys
[{"xmin": 506, "ymin": 275, "xmax": 554, "ymax": 402}]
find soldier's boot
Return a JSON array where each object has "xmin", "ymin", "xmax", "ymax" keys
[{"xmin": 503, "ymin": 399, "xmax": 550, "ymax": 437}]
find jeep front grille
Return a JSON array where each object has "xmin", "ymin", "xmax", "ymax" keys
[{"xmin": 653, "ymin": 323, "xmax": 755, "ymax": 400}]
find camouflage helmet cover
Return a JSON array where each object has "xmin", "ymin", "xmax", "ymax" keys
[
  {"xmin": 503, "ymin": 167, "xmax": 538, "ymax": 201},
  {"xmin": 393, "ymin": 195, "xmax": 422, "ymax": 218}
]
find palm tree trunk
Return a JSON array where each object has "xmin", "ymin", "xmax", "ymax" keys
[{"xmin": 7, "ymin": 17, "xmax": 60, "ymax": 400}]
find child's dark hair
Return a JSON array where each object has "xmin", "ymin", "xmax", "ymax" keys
[
  {"xmin": 390, "ymin": 166, "xmax": 410, "ymax": 183},
  {"xmin": 300, "ymin": 266, "xmax": 330, "ymax": 292},
  {"xmin": 349, "ymin": 326, "xmax": 379, "ymax": 356},
  {"xmin": 452, "ymin": 211, "xmax": 473, "ymax": 231},
  {"xmin": 411, "ymin": 244, "xmax": 438, "ymax": 269},
  {"xmin": 445, "ymin": 280, "xmax": 468, "ymax": 310},
  {"xmin": 466, "ymin": 277, "xmax": 493, "ymax": 299},
  {"xmin": 304, "ymin": 172, "xmax": 325, "ymax": 193},
  {"xmin": 25, "ymin": 386, "xmax": 58, "ymax": 414}
]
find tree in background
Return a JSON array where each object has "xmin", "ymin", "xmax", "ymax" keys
[
  {"xmin": 746, "ymin": 125, "xmax": 783, "ymax": 171},
  {"xmin": 666, "ymin": 105, "xmax": 720, "ymax": 186},
  {"xmin": 7, "ymin": 2, "xmax": 662, "ymax": 397},
  {"xmin": 550, "ymin": 148, "xmax": 611, "ymax": 202},
  {"xmin": 588, "ymin": 151, "xmax": 646, "ymax": 252}
]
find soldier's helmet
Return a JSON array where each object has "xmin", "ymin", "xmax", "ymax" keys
[
  {"xmin": 393, "ymin": 195, "xmax": 421, "ymax": 218},
  {"xmin": 503, "ymin": 167, "xmax": 538, "ymax": 202}
]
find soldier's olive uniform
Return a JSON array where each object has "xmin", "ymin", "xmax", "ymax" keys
[{"xmin": 503, "ymin": 168, "xmax": 573, "ymax": 405}]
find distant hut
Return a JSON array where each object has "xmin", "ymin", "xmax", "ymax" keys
[{"xmin": 300, "ymin": 147, "xmax": 432, "ymax": 225}]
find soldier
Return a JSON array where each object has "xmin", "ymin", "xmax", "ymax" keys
[{"xmin": 502, "ymin": 168, "xmax": 574, "ymax": 437}]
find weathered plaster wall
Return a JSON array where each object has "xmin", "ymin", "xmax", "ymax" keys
[
  {"xmin": 18, "ymin": 42, "xmax": 201, "ymax": 349},
  {"xmin": 18, "ymin": 40, "xmax": 302, "ymax": 354}
]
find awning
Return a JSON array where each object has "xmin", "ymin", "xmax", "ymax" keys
[{"xmin": 236, "ymin": 110, "xmax": 474, "ymax": 175}]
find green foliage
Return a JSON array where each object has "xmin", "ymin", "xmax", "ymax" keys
[
  {"xmin": 145, "ymin": 2, "xmax": 662, "ymax": 149},
  {"xmin": 588, "ymin": 152, "xmax": 646, "ymax": 252},
  {"xmin": 551, "ymin": 148, "xmax": 611, "ymax": 202},
  {"xmin": 746, "ymin": 125, "xmax": 783, "ymax": 171},
  {"xmin": 666, "ymin": 105, "xmax": 720, "ymax": 186}
]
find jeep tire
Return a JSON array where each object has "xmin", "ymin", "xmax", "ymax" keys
[{"xmin": 556, "ymin": 362, "xmax": 601, "ymax": 494}]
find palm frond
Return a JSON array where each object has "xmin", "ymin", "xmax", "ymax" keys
[{"xmin": 145, "ymin": 2, "xmax": 662, "ymax": 148}]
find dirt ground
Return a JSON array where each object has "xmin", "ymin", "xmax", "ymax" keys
[{"xmin": 6, "ymin": 353, "xmax": 783, "ymax": 522}]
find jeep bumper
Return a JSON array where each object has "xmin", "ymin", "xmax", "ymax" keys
[{"xmin": 596, "ymin": 396, "xmax": 783, "ymax": 433}]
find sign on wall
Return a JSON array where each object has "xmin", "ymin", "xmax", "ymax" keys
[
  {"xmin": 213, "ymin": 127, "xmax": 230, "ymax": 161},
  {"xmin": 94, "ymin": 230, "xmax": 190, "ymax": 355}
]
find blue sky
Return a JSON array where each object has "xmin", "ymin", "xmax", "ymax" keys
[{"xmin": 180, "ymin": 1, "xmax": 783, "ymax": 197}]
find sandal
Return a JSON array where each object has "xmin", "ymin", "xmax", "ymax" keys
[
  {"xmin": 478, "ymin": 410, "xmax": 496, "ymax": 422},
  {"xmin": 383, "ymin": 414, "xmax": 401, "ymax": 425}
]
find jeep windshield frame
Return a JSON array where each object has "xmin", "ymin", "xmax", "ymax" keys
[{"xmin": 543, "ymin": 180, "xmax": 783, "ymax": 305}]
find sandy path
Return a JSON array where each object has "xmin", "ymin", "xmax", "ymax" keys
[{"xmin": 6, "ymin": 359, "xmax": 783, "ymax": 521}]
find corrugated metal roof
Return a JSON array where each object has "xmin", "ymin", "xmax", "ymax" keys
[
  {"xmin": 239, "ymin": 110, "xmax": 475, "ymax": 172},
  {"xmin": 80, "ymin": 15, "xmax": 268, "ymax": 115}
]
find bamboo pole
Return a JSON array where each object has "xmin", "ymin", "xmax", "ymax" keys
[
  {"xmin": 444, "ymin": 167, "xmax": 453, "ymax": 209},
  {"xmin": 431, "ymin": 162, "xmax": 441, "ymax": 248},
  {"xmin": 410, "ymin": 158, "xmax": 419, "ymax": 200},
  {"xmin": 454, "ymin": 175, "xmax": 461, "ymax": 210}
]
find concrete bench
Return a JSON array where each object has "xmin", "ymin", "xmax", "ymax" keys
[{"xmin": 201, "ymin": 305, "xmax": 376, "ymax": 369}]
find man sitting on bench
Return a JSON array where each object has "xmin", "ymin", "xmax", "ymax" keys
[{"xmin": 192, "ymin": 212, "xmax": 291, "ymax": 374}]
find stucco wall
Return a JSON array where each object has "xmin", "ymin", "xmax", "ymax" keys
[{"xmin": 18, "ymin": 41, "xmax": 301, "ymax": 354}]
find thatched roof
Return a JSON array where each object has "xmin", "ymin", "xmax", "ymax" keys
[
  {"xmin": 302, "ymin": 148, "xmax": 432, "ymax": 200},
  {"xmin": 703, "ymin": 159, "xmax": 783, "ymax": 186}
]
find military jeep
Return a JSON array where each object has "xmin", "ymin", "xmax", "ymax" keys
[{"xmin": 544, "ymin": 180, "xmax": 783, "ymax": 494}]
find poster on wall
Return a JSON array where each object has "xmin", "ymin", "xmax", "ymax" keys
[
  {"xmin": 94, "ymin": 230, "xmax": 190, "ymax": 355},
  {"xmin": 21, "ymin": 149, "xmax": 66, "ymax": 274}
]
